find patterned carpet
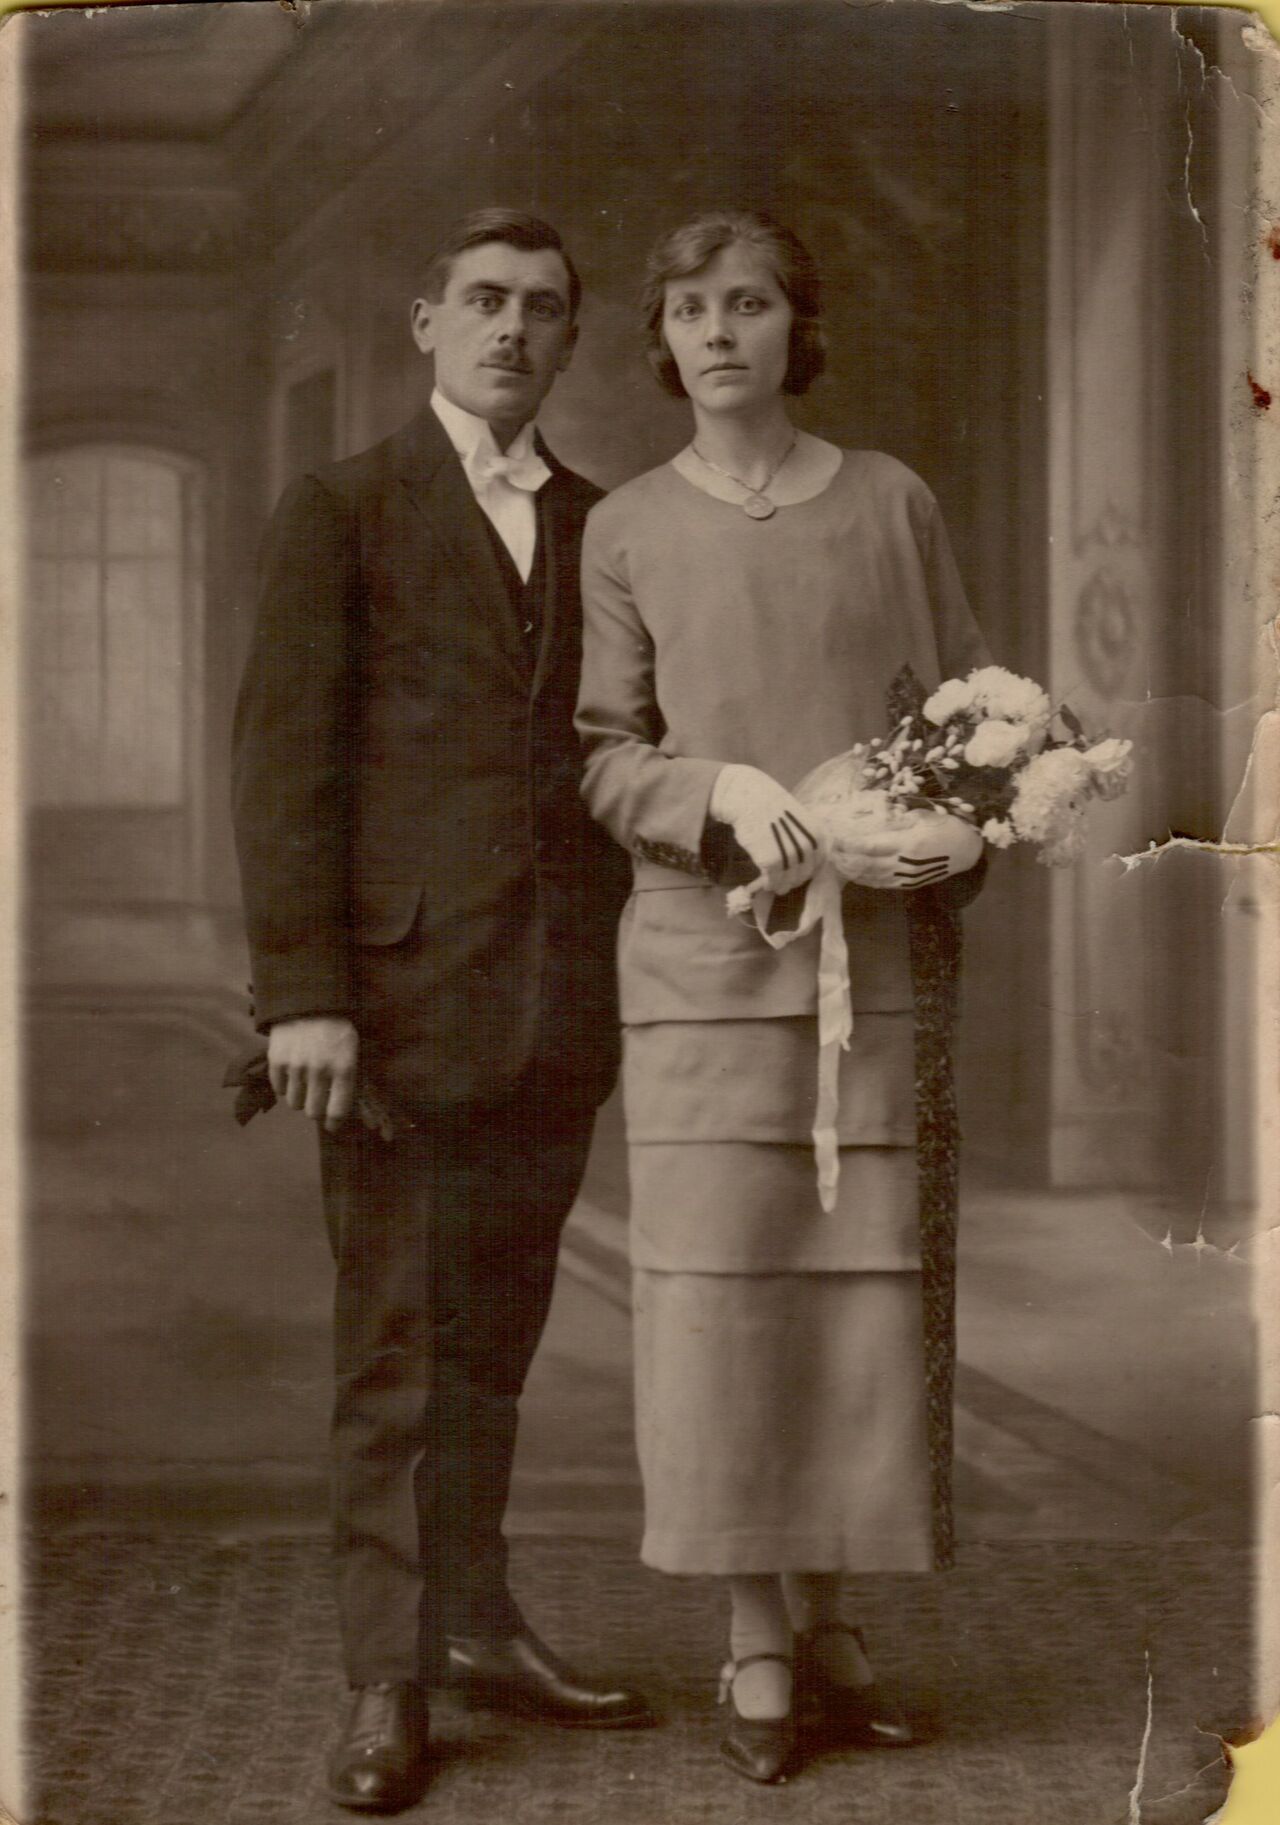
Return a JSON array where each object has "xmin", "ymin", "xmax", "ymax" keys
[{"xmin": 26, "ymin": 1535, "xmax": 1253, "ymax": 1825}]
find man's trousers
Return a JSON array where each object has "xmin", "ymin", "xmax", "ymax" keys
[{"xmin": 318, "ymin": 1093, "xmax": 594, "ymax": 1686}]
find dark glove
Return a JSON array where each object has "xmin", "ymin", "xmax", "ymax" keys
[{"xmin": 223, "ymin": 1047, "xmax": 276, "ymax": 1126}]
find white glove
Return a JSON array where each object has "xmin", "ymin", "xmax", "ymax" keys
[
  {"xmin": 833, "ymin": 809, "xmax": 983, "ymax": 891},
  {"xmin": 709, "ymin": 764, "xmax": 824, "ymax": 897}
]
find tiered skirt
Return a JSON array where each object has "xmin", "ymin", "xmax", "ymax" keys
[{"xmin": 624, "ymin": 1015, "xmax": 933, "ymax": 1576}]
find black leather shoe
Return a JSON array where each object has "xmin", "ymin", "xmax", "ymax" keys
[
  {"xmin": 718, "ymin": 1654, "xmax": 797, "ymax": 1785},
  {"xmin": 446, "ymin": 1627, "xmax": 656, "ymax": 1729},
  {"xmin": 326, "ymin": 1683, "xmax": 431, "ymax": 1813},
  {"xmin": 795, "ymin": 1624, "xmax": 915, "ymax": 1748}
]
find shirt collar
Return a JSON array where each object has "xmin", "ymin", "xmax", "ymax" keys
[{"xmin": 431, "ymin": 388, "xmax": 539, "ymax": 467}]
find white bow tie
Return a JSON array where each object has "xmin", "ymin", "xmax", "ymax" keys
[{"xmin": 470, "ymin": 447, "xmax": 550, "ymax": 493}]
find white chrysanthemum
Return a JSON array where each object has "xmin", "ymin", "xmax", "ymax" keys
[
  {"xmin": 1009, "ymin": 748, "xmax": 1094, "ymax": 844},
  {"xmin": 964, "ymin": 719, "xmax": 1031, "ymax": 770},
  {"xmin": 1084, "ymin": 737, "xmax": 1135, "ymax": 802},
  {"xmin": 982, "ymin": 673, "xmax": 1053, "ymax": 729},
  {"xmin": 981, "ymin": 818, "xmax": 1016, "ymax": 850},
  {"xmin": 923, "ymin": 677, "xmax": 977, "ymax": 725},
  {"xmin": 966, "ymin": 666, "xmax": 1053, "ymax": 733}
]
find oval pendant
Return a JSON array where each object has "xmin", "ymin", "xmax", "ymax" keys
[{"xmin": 743, "ymin": 494, "xmax": 776, "ymax": 520}]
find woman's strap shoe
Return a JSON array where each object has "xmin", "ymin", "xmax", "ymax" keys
[
  {"xmin": 326, "ymin": 1682, "xmax": 431, "ymax": 1813},
  {"xmin": 795, "ymin": 1623, "xmax": 915, "ymax": 1748},
  {"xmin": 717, "ymin": 1653, "xmax": 797, "ymax": 1785}
]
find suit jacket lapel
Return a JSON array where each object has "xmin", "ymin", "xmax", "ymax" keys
[
  {"xmin": 531, "ymin": 448, "xmax": 571, "ymax": 700},
  {"xmin": 395, "ymin": 407, "xmax": 527, "ymax": 679}
]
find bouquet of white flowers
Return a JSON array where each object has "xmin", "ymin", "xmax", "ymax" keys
[
  {"xmin": 728, "ymin": 664, "xmax": 1134, "ymax": 1211},
  {"xmin": 838, "ymin": 662, "xmax": 1134, "ymax": 866}
]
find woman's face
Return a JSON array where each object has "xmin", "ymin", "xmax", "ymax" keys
[{"xmin": 661, "ymin": 241, "xmax": 794, "ymax": 416}]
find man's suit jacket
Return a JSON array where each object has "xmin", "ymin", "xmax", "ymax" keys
[{"xmin": 232, "ymin": 405, "xmax": 629, "ymax": 1117}]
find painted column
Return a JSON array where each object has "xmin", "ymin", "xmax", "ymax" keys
[{"xmin": 1043, "ymin": 15, "xmax": 1180, "ymax": 1187}]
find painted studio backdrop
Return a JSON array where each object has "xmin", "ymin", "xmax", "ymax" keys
[{"xmin": 20, "ymin": 0, "xmax": 1266, "ymax": 1601}]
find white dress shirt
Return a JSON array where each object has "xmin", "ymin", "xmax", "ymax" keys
[{"xmin": 430, "ymin": 388, "xmax": 550, "ymax": 583}]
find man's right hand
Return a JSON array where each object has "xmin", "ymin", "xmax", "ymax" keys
[{"xmin": 267, "ymin": 1017, "xmax": 359, "ymax": 1133}]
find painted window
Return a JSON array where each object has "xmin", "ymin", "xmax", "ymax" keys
[{"xmin": 27, "ymin": 446, "xmax": 196, "ymax": 810}]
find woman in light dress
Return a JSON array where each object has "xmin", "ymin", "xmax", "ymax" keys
[{"xmin": 576, "ymin": 210, "xmax": 988, "ymax": 1784}]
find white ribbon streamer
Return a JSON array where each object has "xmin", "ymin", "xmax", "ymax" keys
[{"xmin": 728, "ymin": 861, "xmax": 853, "ymax": 1212}]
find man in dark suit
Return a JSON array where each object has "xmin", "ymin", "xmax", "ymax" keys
[{"xmin": 232, "ymin": 208, "xmax": 649, "ymax": 1814}]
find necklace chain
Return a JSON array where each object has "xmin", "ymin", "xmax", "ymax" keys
[{"xmin": 691, "ymin": 433, "xmax": 797, "ymax": 503}]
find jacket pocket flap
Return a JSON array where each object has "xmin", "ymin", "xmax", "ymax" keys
[{"xmin": 354, "ymin": 881, "xmax": 423, "ymax": 946}]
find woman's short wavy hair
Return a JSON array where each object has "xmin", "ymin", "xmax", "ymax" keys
[{"xmin": 641, "ymin": 209, "xmax": 826, "ymax": 399}]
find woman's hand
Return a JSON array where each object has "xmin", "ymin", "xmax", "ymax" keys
[
  {"xmin": 708, "ymin": 764, "xmax": 825, "ymax": 897},
  {"xmin": 833, "ymin": 810, "xmax": 983, "ymax": 891}
]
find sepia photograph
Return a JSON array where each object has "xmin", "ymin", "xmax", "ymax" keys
[{"xmin": 4, "ymin": 0, "xmax": 1279, "ymax": 1820}]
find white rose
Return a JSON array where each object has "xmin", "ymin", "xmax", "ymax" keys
[{"xmin": 964, "ymin": 719, "xmax": 1031, "ymax": 770}]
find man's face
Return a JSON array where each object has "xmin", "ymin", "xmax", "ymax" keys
[{"xmin": 411, "ymin": 241, "xmax": 577, "ymax": 435}]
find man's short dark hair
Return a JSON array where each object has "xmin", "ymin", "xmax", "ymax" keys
[
  {"xmin": 641, "ymin": 208, "xmax": 826, "ymax": 399},
  {"xmin": 421, "ymin": 208, "xmax": 583, "ymax": 321}
]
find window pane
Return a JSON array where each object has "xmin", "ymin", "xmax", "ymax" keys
[
  {"xmin": 27, "ymin": 558, "xmax": 102, "ymax": 808},
  {"xmin": 30, "ymin": 557, "xmax": 99, "ymax": 674},
  {"xmin": 106, "ymin": 456, "xmax": 182, "ymax": 558},
  {"xmin": 102, "ymin": 557, "xmax": 184, "ymax": 805},
  {"xmin": 32, "ymin": 659, "xmax": 100, "ymax": 808},
  {"xmin": 28, "ymin": 450, "xmax": 101, "ymax": 560}
]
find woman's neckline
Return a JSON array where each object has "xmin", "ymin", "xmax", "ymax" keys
[{"xmin": 669, "ymin": 430, "xmax": 844, "ymax": 511}]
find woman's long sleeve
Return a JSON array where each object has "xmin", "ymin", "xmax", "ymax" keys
[
  {"xmin": 576, "ymin": 510, "xmax": 724, "ymax": 870},
  {"xmin": 917, "ymin": 489, "xmax": 992, "ymax": 679}
]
